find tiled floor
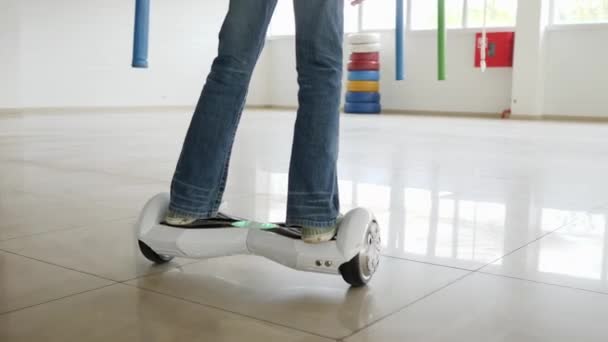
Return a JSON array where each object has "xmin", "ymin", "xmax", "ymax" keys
[{"xmin": 1, "ymin": 109, "xmax": 608, "ymax": 341}]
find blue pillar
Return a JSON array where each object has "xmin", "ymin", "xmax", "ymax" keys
[
  {"xmin": 132, "ymin": 0, "xmax": 150, "ymax": 68},
  {"xmin": 396, "ymin": 0, "xmax": 405, "ymax": 80}
]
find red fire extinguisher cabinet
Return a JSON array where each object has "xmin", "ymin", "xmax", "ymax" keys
[{"xmin": 475, "ymin": 32, "xmax": 515, "ymax": 68}]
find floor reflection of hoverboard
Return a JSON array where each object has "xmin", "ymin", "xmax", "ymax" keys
[{"xmin": 136, "ymin": 193, "xmax": 381, "ymax": 286}]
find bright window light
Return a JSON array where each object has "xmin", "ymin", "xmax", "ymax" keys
[
  {"xmin": 411, "ymin": 0, "xmax": 465, "ymax": 30},
  {"xmin": 269, "ymin": 2, "xmax": 358, "ymax": 37},
  {"xmin": 268, "ymin": 1, "xmax": 295, "ymax": 36},
  {"xmin": 538, "ymin": 213, "xmax": 606, "ymax": 280},
  {"xmin": 362, "ymin": 0, "xmax": 397, "ymax": 30},
  {"xmin": 403, "ymin": 188, "xmax": 432, "ymax": 255},
  {"xmin": 467, "ymin": 0, "xmax": 518, "ymax": 27},
  {"xmin": 455, "ymin": 200, "xmax": 506, "ymax": 263},
  {"xmin": 344, "ymin": 2, "xmax": 359, "ymax": 33},
  {"xmin": 553, "ymin": 0, "xmax": 608, "ymax": 24},
  {"xmin": 357, "ymin": 183, "xmax": 391, "ymax": 209},
  {"xmin": 436, "ymin": 198, "xmax": 456, "ymax": 258}
]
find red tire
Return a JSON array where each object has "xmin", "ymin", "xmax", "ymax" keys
[
  {"xmin": 348, "ymin": 61, "xmax": 380, "ymax": 71},
  {"xmin": 350, "ymin": 52, "xmax": 379, "ymax": 62}
]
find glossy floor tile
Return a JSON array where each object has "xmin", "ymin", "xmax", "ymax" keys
[
  {"xmin": 238, "ymin": 167, "xmax": 595, "ymax": 271},
  {"xmin": 0, "ymin": 284, "xmax": 332, "ymax": 342},
  {"xmin": 0, "ymin": 188, "xmax": 134, "ymax": 241},
  {"xmin": 0, "ymin": 218, "xmax": 191, "ymax": 281},
  {"xmin": 0, "ymin": 251, "xmax": 113, "ymax": 313},
  {"xmin": 481, "ymin": 208, "xmax": 608, "ymax": 294},
  {"xmin": 1, "ymin": 161, "xmax": 163, "ymax": 208},
  {"xmin": 346, "ymin": 272, "xmax": 608, "ymax": 342},
  {"xmin": 128, "ymin": 255, "xmax": 468, "ymax": 338},
  {"xmin": 379, "ymin": 193, "xmax": 597, "ymax": 270},
  {"xmin": 2, "ymin": 109, "xmax": 608, "ymax": 340}
]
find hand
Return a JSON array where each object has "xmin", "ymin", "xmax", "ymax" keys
[{"xmin": 351, "ymin": 0, "xmax": 365, "ymax": 5}]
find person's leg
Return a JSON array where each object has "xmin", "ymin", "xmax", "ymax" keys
[
  {"xmin": 167, "ymin": 0, "xmax": 277, "ymax": 224},
  {"xmin": 288, "ymin": 0, "xmax": 344, "ymax": 242}
]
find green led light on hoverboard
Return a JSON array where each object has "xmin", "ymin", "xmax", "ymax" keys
[{"xmin": 231, "ymin": 220, "xmax": 279, "ymax": 229}]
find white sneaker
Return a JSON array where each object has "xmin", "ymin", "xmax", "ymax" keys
[
  {"xmin": 301, "ymin": 225, "xmax": 338, "ymax": 244},
  {"xmin": 164, "ymin": 210, "xmax": 198, "ymax": 227}
]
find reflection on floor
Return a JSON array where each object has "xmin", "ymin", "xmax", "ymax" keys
[{"xmin": 1, "ymin": 109, "xmax": 608, "ymax": 341}]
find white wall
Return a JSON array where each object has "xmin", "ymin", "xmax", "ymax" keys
[
  {"xmin": 543, "ymin": 26, "xmax": 608, "ymax": 117},
  {"xmin": 0, "ymin": 0, "xmax": 20, "ymax": 109},
  {"xmin": 378, "ymin": 30, "xmax": 513, "ymax": 113},
  {"xmin": 265, "ymin": 30, "xmax": 513, "ymax": 115},
  {"xmin": 2, "ymin": 0, "xmax": 268, "ymax": 109},
  {"xmin": 265, "ymin": 26, "xmax": 608, "ymax": 119},
  {"xmin": 266, "ymin": 38, "xmax": 298, "ymax": 108},
  {"xmin": 3, "ymin": 0, "xmax": 608, "ymax": 118}
]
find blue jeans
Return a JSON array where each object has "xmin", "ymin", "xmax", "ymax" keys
[{"xmin": 169, "ymin": 0, "xmax": 344, "ymax": 228}]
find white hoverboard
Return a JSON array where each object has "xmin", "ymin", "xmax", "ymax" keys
[{"xmin": 136, "ymin": 193, "xmax": 381, "ymax": 286}]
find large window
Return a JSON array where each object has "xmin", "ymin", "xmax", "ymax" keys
[
  {"xmin": 268, "ymin": 0, "xmax": 518, "ymax": 37},
  {"xmin": 553, "ymin": 0, "xmax": 608, "ymax": 24},
  {"xmin": 410, "ymin": 0, "xmax": 517, "ymax": 30},
  {"xmin": 467, "ymin": 0, "xmax": 518, "ymax": 28}
]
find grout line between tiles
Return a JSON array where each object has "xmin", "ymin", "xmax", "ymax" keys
[
  {"xmin": 339, "ymin": 212, "xmax": 594, "ymax": 340},
  {"xmin": 121, "ymin": 256, "xmax": 477, "ymax": 341},
  {"xmin": 466, "ymin": 203, "xmax": 608, "ymax": 297},
  {"xmin": 474, "ymin": 213, "xmax": 591, "ymax": 273},
  {"xmin": 3, "ymin": 158, "xmax": 166, "ymax": 185},
  {"xmin": 0, "ymin": 216, "xmax": 136, "ymax": 243},
  {"xmin": 117, "ymin": 259, "xmax": 204, "ymax": 284},
  {"xmin": 4, "ymin": 163, "xmax": 606, "ymax": 339},
  {"xmin": 0, "ymin": 283, "xmax": 117, "ymax": 317},
  {"xmin": 384, "ymin": 212, "xmax": 589, "ymax": 276},
  {"xmin": 0, "ymin": 257, "xmax": 205, "ymax": 317},
  {"xmin": 123, "ymin": 282, "xmax": 337, "ymax": 341},
  {"xmin": 341, "ymin": 270, "xmax": 477, "ymax": 340},
  {"xmin": 476, "ymin": 271, "xmax": 608, "ymax": 296},
  {"xmin": 380, "ymin": 218, "xmax": 571, "ymax": 275},
  {"xmin": 380, "ymin": 254, "xmax": 477, "ymax": 272},
  {"xmin": 0, "ymin": 249, "xmax": 119, "ymax": 283},
  {"xmin": 341, "ymin": 259, "xmax": 608, "ymax": 341},
  {"xmin": 0, "ymin": 244, "xmax": 203, "ymax": 285}
]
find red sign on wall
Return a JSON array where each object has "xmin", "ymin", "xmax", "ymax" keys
[{"xmin": 475, "ymin": 32, "xmax": 515, "ymax": 68}]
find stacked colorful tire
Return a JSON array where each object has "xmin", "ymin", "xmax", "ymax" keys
[{"xmin": 345, "ymin": 33, "xmax": 381, "ymax": 114}]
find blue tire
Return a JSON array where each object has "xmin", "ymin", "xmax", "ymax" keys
[
  {"xmin": 345, "ymin": 92, "xmax": 381, "ymax": 103},
  {"xmin": 348, "ymin": 71, "xmax": 380, "ymax": 81},
  {"xmin": 345, "ymin": 102, "xmax": 382, "ymax": 114}
]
